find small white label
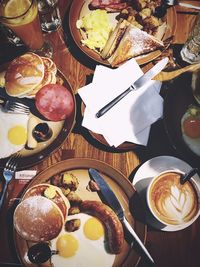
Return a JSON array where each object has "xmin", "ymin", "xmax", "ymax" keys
[{"xmin": 15, "ymin": 170, "xmax": 37, "ymax": 180}]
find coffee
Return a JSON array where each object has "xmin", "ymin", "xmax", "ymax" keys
[{"xmin": 147, "ymin": 171, "xmax": 199, "ymax": 225}]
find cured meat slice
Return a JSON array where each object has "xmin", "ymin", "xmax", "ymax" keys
[{"xmin": 89, "ymin": 0, "xmax": 128, "ymax": 11}]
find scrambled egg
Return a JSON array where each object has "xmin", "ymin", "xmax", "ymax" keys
[{"xmin": 76, "ymin": 10, "xmax": 112, "ymax": 52}]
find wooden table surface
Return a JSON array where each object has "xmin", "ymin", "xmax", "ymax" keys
[{"xmin": 0, "ymin": 1, "xmax": 200, "ymax": 267}]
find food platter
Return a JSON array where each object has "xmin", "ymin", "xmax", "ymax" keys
[
  {"xmin": 14, "ymin": 158, "xmax": 146, "ymax": 267},
  {"xmin": 68, "ymin": 0, "xmax": 177, "ymax": 66},
  {"xmin": 163, "ymin": 72, "xmax": 200, "ymax": 166},
  {"xmin": 0, "ymin": 69, "xmax": 76, "ymax": 170}
]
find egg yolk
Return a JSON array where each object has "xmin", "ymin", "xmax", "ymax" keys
[
  {"xmin": 8, "ymin": 125, "xmax": 27, "ymax": 145},
  {"xmin": 56, "ymin": 234, "xmax": 79, "ymax": 258},
  {"xmin": 183, "ymin": 116, "xmax": 200, "ymax": 138},
  {"xmin": 83, "ymin": 217, "xmax": 104, "ymax": 240}
]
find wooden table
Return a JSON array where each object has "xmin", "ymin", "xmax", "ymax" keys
[{"xmin": 0, "ymin": 1, "xmax": 200, "ymax": 267}]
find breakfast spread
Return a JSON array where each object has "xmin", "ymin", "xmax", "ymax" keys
[
  {"xmin": 76, "ymin": 0, "xmax": 167, "ymax": 65},
  {"xmin": 1, "ymin": 1, "xmax": 200, "ymax": 266},
  {"xmin": 0, "ymin": 52, "xmax": 75, "ymax": 160}
]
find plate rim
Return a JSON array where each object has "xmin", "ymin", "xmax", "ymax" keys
[{"xmin": 13, "ymin": 157, "xmax": 147, "ymax": 267}]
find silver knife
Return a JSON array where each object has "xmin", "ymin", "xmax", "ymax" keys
[
  {"xmin": 167, "ymin": 0, "xmax": 200, "ymax": 10},
  {"xmin": 95, "ymin": 57, "xmax": 169, "ymax": 118},
  {"xmin": 88, "ymin": 168, "xmax": 155, "ymax": 264}
]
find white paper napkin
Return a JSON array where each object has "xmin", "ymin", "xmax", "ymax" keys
[{"xmin": 78, "ymin": 58, "xmax": 163, "ymax": 147}]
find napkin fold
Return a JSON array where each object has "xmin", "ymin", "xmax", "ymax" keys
[{"xmin": 78, "ymin": 58, "xmax": 163, "ymax": 147}]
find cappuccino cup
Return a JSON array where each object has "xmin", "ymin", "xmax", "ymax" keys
[{"xmin": 147, "ymin": 170, "xmax": 200, "ymax": 227}]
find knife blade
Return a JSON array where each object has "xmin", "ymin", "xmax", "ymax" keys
[
  {"xmin": 88, "ymin": 168, "xmax": 155, "ymax": 264},
  {"xmin": 167, "ymin": 0, "xmax": 200, "ymax": 11},
  {"xmin": 95, "ymin": 57, "xmax": 169, "ymax": 118}
]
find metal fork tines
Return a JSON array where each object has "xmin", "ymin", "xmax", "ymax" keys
[
  {"xmin": 0, "ymin": 97, "xmax": 30, "ymax": 115},
  {"xmin": 0, "ymin": 153, "xmax": 21, "ymax": 210}
]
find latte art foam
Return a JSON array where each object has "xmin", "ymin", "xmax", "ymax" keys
[{"xmin": 149, "ymin": 172, "xmax": 198, "ymax": 225}]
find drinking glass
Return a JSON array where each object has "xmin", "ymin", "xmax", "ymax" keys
[
  {"xmin": 180, "ymin": 13, "xmax": 200, "ymax": 64},
  {"xmin": 38, "ymin": 0, "xmax": 62, "ymax": 33},
  {"xmin": 0, "ymin": 0, "xmax": 53, "ymax": 57}
]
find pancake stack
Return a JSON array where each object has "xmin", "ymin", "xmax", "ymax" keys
[
  {"xmin": 13, "ymin": 184, "xmax": 70, "ymax": 242},
  {"xmin": 5, "ymin": 52, "xmax": 57, "ymax": 98}
]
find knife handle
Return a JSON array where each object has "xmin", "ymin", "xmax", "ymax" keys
[
  {"xmin": 123, "ymin": 217, "xmax": 155, "ymax": 264},
  {"xmin": 95, "ymin": 86, "xmax": 133, "ymax": 118}
]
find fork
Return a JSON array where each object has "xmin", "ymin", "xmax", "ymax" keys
[
  {"xmin": 0, "ymin": 96, "xmax": 30, "ymax": 115},
  {"xmin": 0, "ymin": 153, "xmax": 21, "ymax": 210}
]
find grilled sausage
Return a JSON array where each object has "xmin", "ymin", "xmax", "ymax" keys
[{"xmin": 80, "ymin": 200, "xmax": 124, "ymax": 254}]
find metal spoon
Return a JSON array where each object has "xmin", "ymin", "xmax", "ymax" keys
[{"xmin": 180, "ymin": 168, "xmax": 199, "ymax": 185}]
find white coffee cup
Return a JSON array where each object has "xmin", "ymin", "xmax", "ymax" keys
[{"xmin": 147, "ymin": 170, "xmax": 200, "ymax": 227}]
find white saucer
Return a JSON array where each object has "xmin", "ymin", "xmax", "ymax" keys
[{"xmin": 132, "ymin": 155, "xmax": 200, "ymax": 232}]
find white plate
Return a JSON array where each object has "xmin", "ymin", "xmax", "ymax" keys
[{"xmin": 132, "ymin": 155, "xmax": 200, "ymax": 232}]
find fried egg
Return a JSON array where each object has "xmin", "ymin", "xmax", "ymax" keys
[
  {"xmin": 0, "ymin": 108, "xmax": 28, "ymax": 158},
  {"xmin": 50, "ymin": 213, "xmax": 115, "ymax": 267},
  {"xmin": 181, "ymin": 105, "xmax": 200, "ymax": 157}
]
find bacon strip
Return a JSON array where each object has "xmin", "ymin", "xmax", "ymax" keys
[{"xmin": 89, "ymin": 0, "xmax": 128, "ymax": 12}]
